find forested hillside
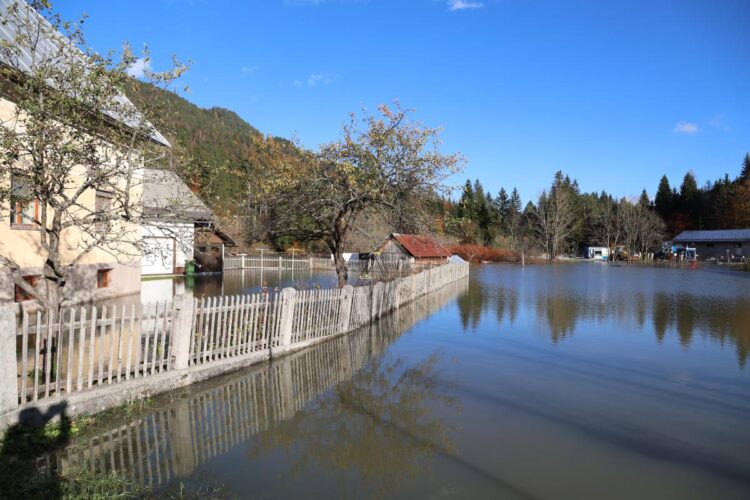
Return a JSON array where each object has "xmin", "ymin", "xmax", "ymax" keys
[{"xmin": 125, "ymin": 80, "xmax": 303, "ymax": 216}]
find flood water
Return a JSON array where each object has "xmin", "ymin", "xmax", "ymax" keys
[
  {"xmin": 140, "ymin": 269, "xmax": 357, "ymax": 303},
  {"xmin": 52, "ymin": 263, "xmax": 750, "ymax": 499}
]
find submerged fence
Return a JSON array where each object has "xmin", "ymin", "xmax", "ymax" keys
[
  {"xmin": 0, "ymin": 263, "xmax": 469, "ymax": 423},
  {"xmin": 223, "ymin": 253, "xmax": 332, "ymax": 271}
]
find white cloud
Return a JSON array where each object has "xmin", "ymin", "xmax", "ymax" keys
[
  {"xmin": 126, "ymin": 58, "xmax": 150, "ymax": 79},
  {"xmin": 448, "ymin": 0, "xmax": 484, "ymax": 11},
  {"xmin": 292, "ymin": 80, "xmax": 303, "ymax": 87},
  {"xmin": 307, "ymin": 73, "xmax": 335, "ymax": 86},
  {"xmin": 241, "ymin": 65, "xmax": 260, "ymax": 74},
  {"xmin": 708, "ymin": 113, "xmax": 731, "ymax": 132},
  {"xmin": 673, "ymin": 121, "xmax": 699, "ymax": 135}
]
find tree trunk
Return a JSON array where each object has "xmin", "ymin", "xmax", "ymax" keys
[{"xmin": 333, "ymin": 250, "xmax": 348, "ymax": 288}]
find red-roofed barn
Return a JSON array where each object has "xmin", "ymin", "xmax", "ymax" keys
[{"xmin": 376, "ymin": 233, "xmax": 451, "ymax": 267}]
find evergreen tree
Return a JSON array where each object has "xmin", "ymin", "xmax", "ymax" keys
[
  {"xmin": 638, "ymin": 189, "xmax": 651, "ymax": 209},
  {"xmin": 654, "ymin": 175, "xmax": 673, "ymax": 220},
  {"xmin": 679, "ymin": 172, "xmax": 701, "ymax": 226},
  {"xmin": 740, "ymin": 153, "xmax": 750, "ymax": 181},
  {"xmin": 510, "ymin": 188, "xmax": 522, "ymax": 213},
  {"xmin": 495, "ymin": 188, "xmax": 510, "ymax": 226}
]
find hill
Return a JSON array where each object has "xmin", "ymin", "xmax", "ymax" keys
[{"xmin": 125, "ymin": 80, "xmax": 303, "ymax": 217}]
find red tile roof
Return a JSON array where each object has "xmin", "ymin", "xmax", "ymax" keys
[{"xmin": 389, "ymin": 233, "xmax": 452, "ymax": 258}]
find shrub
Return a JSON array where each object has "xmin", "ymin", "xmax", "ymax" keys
[{"xmin": 447, "ymin": 244, "xmax": 520, "ymax": 263}]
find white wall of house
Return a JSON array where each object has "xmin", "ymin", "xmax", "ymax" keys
[{"xmin": 141, "ymin": 222, "xmax": 194, "ymax": 276}]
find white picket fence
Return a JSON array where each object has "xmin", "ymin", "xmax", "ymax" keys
[
  {"xmin": 2, "ymin": 263, "xmax": 469, "ymax": 416},
  {"xmin": 224, "ymin": 254, "xmax": 332, "ymax": 270}
]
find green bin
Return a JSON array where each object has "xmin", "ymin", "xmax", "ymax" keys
[{"xmin": 186, "ymin": 260, "xmax": 196, "ymax": 276}]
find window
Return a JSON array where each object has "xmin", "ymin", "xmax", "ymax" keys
[
  {"xmin": 736, "ymin": 243, "xmax": 743, "ymax": 249},
  {"xmin": 14, "ymin": 275, "xmax": 39, "ymax": 302},
  {"xmin": 94, "ymin": 190, "xmax": 113, "ymax": 233},
  {"xmin": 97, "ymin": 268, "xmax": 112, "ymax": 289},
  {"xmin": 10, "ymin": 175, "xmax": 40, "ymax": 228},
  {"xmin": 706, "ymin": 243, "xmax": 714, "ymax": 248}
]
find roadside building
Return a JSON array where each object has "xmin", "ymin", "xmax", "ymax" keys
[
  {"xmin": 0, "ymin": 0, "xmax": 170, "ymax": 305},
  {"xmin": 141, "ymin": 169, "xmax": 213, "ymax": 276},
  {"xmin": 671, "ymin": 229, "xmax": 749, "ymax": 262},
  {"xmin": 375, "ymin": 233, "xmax": 452, "ymax": 268}
]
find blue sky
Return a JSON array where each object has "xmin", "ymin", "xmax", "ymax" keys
[{"xmin": 58, "ymin": 0, "xmax": 750, "ymax": 204}]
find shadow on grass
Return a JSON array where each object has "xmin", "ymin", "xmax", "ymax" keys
[{"xmin": 0, "ymin": 402, "xmax": 70, "ymax": 499}]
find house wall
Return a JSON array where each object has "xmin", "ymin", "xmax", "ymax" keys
[
  {"xmin": 142, "ymin": 222, "xmax": 194, "ymax": 276},
  {"xmin": 379, "ymin": 240, "xmax": 414, "ymax": 264},
  {"xmin": 685, "ymin": 242, "xmax": 746, "ymax": 261},
  {"xmin": 0, "ymin": 96, "xmax": 144, "ymax": 306}
]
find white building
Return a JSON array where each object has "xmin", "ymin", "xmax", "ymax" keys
[
  {"xmin": 585, "ymin": 246, "xmax": 610, "ymax": 261},
  {"xmin": 141, "ymin": 169, "xmax": 213, "ymax": 276}
]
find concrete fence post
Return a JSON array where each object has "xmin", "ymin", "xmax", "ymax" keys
[
  {"xmin": 0, "ymin": 306, "xmax": 18, "ymax": 414},
  {"xmin": 279, "ymin": 287, "xmax": 297, "ymax": 347},
  {"xmin": 339, "ymin": 285, "xmax": 354, "ymax": 332},
  {"xmin": 172, "ymin": 295, "xmax": 195, "ymax": 370},
  {"xmin": 372, "ymin": 282, "xmax": 385, "ymax": 319}
]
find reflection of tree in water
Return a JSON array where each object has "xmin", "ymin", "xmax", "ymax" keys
[
  {"xmin": 458, "ymin": 282, "xmax": 486, "ymax": 331},
  {"xmin": 495, "ymin": 286, "xmax": 519, "ymax": 326},
  {"xmin": 652, "ymin": 293, "xmax": 671, "ymax": 343},
  {"xmin": 651, "ymin": 293, "xmax": 750, "ymax": 367},
  {"xmin": 675, "ymin": 294, "xmax": 696, "ymax": 348},
  {"xmin": 245, "ymin": 352, "xmax": 456, "ymax": 496},
  {"xmin": 536, "ymin": 294, "xmax": 580, "ymax": 343}
]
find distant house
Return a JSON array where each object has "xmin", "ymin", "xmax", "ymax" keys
[
  {"xmin": 584, "ymin": 246, "xmax": 610, "ymax": 261},
  {"xmin": 376, "ymin": 233, "xmax": 452, "ymax": 267},
  {"xmin": 671, "ymin": 229, "xmax": 749, "ymax": 261},
  {"xmin": 141, "ymin": 169, "xmax": 213, "ymax": 276}
]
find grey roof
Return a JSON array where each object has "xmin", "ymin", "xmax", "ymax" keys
[
  {"xmin": 0, "ymin": 0, "xmax": 170, "ymax": 147},
  {"xmin": 142, "ymin": 169, "xmax": 213, "ymax": 223},
  {"xmin": 672, "ymin": 229, "xmax": 750, "ymax": 243}
]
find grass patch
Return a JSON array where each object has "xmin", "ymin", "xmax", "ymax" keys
[{"xmin": 0, "ymin": 398, "xmax": 157, "ymax": 499}]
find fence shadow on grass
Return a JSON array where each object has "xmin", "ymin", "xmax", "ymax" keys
[{"xmin": 0, "ymin": 401, "xmax": 70, "ymax": 499}]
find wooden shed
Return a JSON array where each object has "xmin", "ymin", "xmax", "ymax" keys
[{"xmin": 375, "ymin": 233, "xmax": 452, "ymax": 267}]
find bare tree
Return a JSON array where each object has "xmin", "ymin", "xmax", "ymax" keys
[
  {"xmin": 618, "ymin": 199, "xmax": 665, "ymax": 257},
  {"xmin": 533, "ymin": 176, "xmax": 578, "ymax": 260},
  {"xmin": 0, "ymin": 1, "xmax": 187, "ymax": 309}
]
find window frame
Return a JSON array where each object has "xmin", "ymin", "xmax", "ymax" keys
[
  {"xmin": 97, "ymin": 268, "xmax": 112, "ymax": 289},
  {"xmin": 10, "ymin": 175, "xmax": 41, "ymax": 229},
  {"xmin": 14, "ymin": 275, "xmax": 40, "ymax": 302},
  {"xmin": 94, "ymin": 189, "xmax": 114, "ymax": 233}
]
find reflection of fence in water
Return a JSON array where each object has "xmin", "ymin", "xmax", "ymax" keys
[{"xmin": 53, "ymin": 278, "xmax": 468, "ymax": 490}]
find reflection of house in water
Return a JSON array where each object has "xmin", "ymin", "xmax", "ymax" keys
[{"xmin": 46, "ymin": 278, "xmax": 468, "ymax": 491}]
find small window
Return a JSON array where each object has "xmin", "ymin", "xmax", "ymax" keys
[
  {"xmin": 95, "ymin": 190, "xmax": 113, "ymax": 233},
  {"xmin": 14, "ymin": 275, "xmax": 39, "ymax": 302},
  {"xmin": 736, "ymin": 243, "xmax": 743, "ymax": 248},
  {"xmin": 10, "ymin": 175, "xmax": 40, "ymax": 228},
  {"xmin": 97, "ymin": 269, "xmax": 112, "ymax": 288}
]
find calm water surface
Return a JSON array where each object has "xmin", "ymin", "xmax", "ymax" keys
[{"xmin": 60, "ymin": 263, "xmax": 750, "ymax": 499}]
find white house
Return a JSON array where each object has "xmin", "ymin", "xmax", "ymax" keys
[
  {"xmin": 141, "ymin": 169, "xmax": 213, "ymax": 276},
  {"xmin": 585, "ymin": 246, "xmax": 610, "ymax": 261}
]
